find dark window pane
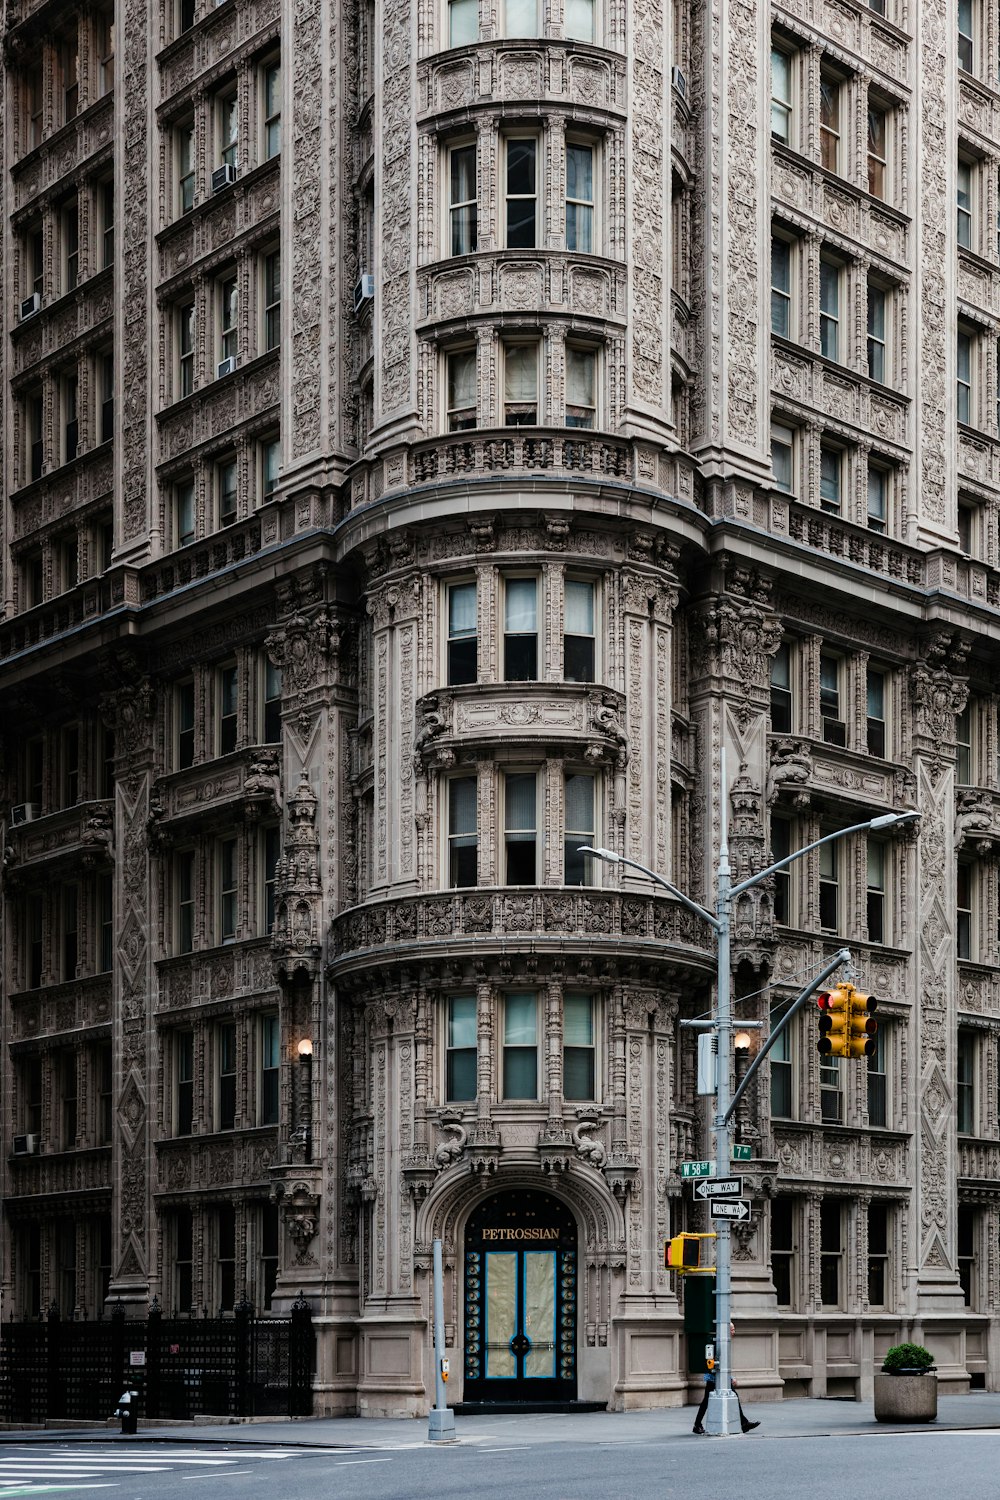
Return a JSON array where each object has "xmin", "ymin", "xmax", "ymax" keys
[
  {"xmin": 451, "ymin": 842, "xmax": 477, "ymax": 887},
  {"xmin": 506, "ymin": 839, "xmax": 536, "ymax": 884},
  {"xmin": 503, "ymin": 1047, "xmax": 536, "ymax": 1099},
  {"xmin": 564, "ymin": 1048, "xmax": 594, "ymax": 1100},
  {"xmin": 448, "ymin": 636, "xmax": 477, "ymax": 685},
  {"xmin": 447, "ymin": 1048, "xmax": 477, "ymax": 1101},
  {"xmin": 504, "ymin": 635, "xmax": 537, "ymax": 680},
  {"xmin": 563, "ymin": 635, "xmax": 594, "ymax": 682}
]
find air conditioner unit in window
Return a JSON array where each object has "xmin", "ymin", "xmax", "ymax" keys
[
  {"xmin": 217, "ymin": 355, "xmax": 239, "ymax": 378},
  {"xmin": 10, "ymin": 802, "xmax": 39, "ymax": 826},
  {"xmin": 353, "ymin": 273, "xmax": 375, "ymax": 314},
  {"xmin": 12, "ymin": 1134, "xmax": 39, "ymax": 1155},
  {"xmin": 20, "ymin": 292, "xmax": 41, "ymax": 320},
  {"xmin": 822, "ymin": 717, "xmax": 847, "ymax": 748},
  {"xmin": 212, "ymin": 163, "xmax": 237, "ymax": 193},
  {"xmin": 671, "ymin": 65, "xmax": 687, "ymax": 99}
]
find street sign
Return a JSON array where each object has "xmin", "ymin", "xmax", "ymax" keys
[
  {"xmin": 680, "ymin": 1160, "xmax": 716, "ymax": 1179},
  {"xmin": 693, "ymin": 1176, "xmax": 744, "ymax": 1200},
  {"xmin": 709, "ymin": 1199, "xmax": 751, "ymax": 1222},
  {"xmin": 731, "ymin": 1144, "xmax": 752, "ymax": 1161}
]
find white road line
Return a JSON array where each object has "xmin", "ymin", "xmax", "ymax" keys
[
  {"xmin": 330, "ymin": 1458, "xmax": 394, "ymax": 1466},
  {"xmin": 480, "ymin": 1446, "xmax": 531, "ymax": 1452}
]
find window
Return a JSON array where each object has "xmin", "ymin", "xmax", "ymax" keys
[
  {"xmin": 957, "ymin": 1207, "xmax": 975, "ymax": 1305},
  {"xmin": 504, "ymin": 772, "xmax": 537, "ymax": 883},
  {"xmin": 449, "ymin": 143, "xmax": 477, "ymax": 255},
  {"xmin": 867, "ymin": 281, "xmax": 887, "ymax": 383},
  {"xmin": 770, "ymin": 819, "xmax": 792, "ymax": 925},
  {"xmin": 260, "ymin": 1014, "xmax": 279, "ymax": 1124},
  {"xmin": 955, "ymin": 702, "xmax": 972, "ymax": 785},
  {"xmin": 820, "ymin": 653, "xmax": 845, "ymax": 744},
  {"xmin": 99, "ymin": 352, "xmax": 114, "ymax": 442},
  {"xmin": 217, "ymin": 456, "xmax": 237, "ymax": 528},
  {"xmin": 867, "ymin": 98, "xmax": 887, "ymax": 199},
  {"xmin": 62, "ymin": 35, "xmax": 79, "ymax": 122},
  {"xmin": 178, "ymin": 300, "xmax": 195, "ymax": 397},
  {"xmin": 30, "ymin": 224, "xmax": 44, "ymax": 297},
  {"xmin": 62, "ymin": 885, "xmax": 79, "ymax": 981},
  {"xmin": 56, "ymin": 1220, "xmax": 76, "ymax": 1312},
  {"xmin": 176, "ymin": 1030, "xmax": 194, "ymax": 1135},
  {"xmin": 503, "ymin": 342, "xmax": 538, "ymax": 425},
  {"xmin": 219, "ymin": 837, "xmax": 237, "ymax": 942},
  {"xmin": 956, "ymin": 862, "xmax": 973, "ymax": 961},
  {"xmin": 100, "ymin": 179, "xmax": 114, "ymax": 269},
  {"xmin": 101, "ymin": 726, "xmax": 116, "ymax": 797},
  {"xmin": 819, "ymin": 254, "xmax": 841, "ymax": 361},
  {"xmin": 505, "ymin": 138, "xmax": 537, "ymax": 248},
  {"xmin": 60, "ymin": 533, "xmax": 79, "ymax": 592},
  {"xmin": 216, "ymin": 1205, "xmax": 236, "ymax": 1311},
  {"xmin": 174, "ymin": 1208, "xmax": 194, "ymax": 1313},
  {"xmin": 96, "ymin": 10, "xmax": 114, "ymax": 95},
  {"xmin": 563, "ymin": 579, "xmax": 595, "ymax": 681},
  {"xmin": 770, "ymin": 1001, "xmax": 792, "ymax": 1115},
  {"xmin": 770, "ymin": 642, "xmax": 792, "ymax": 732},
  {"xmin": 867, "ymin": 1201, "xmax": 888, "ymax": 1305},
  {"xmin": 566, "ymin": 346, "xmax": 597, "ymax": 428},
  {"xmin": 818, "ymin": 837, "xmax": 839, "ymax": 932},
  {"xmin": 958, "ymin": 0, "xmax": 974, "ymax": 71},
  {"xmin": 218, "ymin": 89, "xmax": 238, "ymax": 171},
  {"xmin": 448, "ymin": 776, "xmax": 477, "ymax": 887},
  {"xmin": 218, "ymin": 1023, "xmax": 237, "ymax": 1130},
  {"xmin": 26, "ymin": 64, "xmax": 43, "ymax": 151},
  {"xmin": 564, "ymin": 993, "xmax": 595, "ymax": 1099},
  {"xmin": 866, "ymin": 668, "xmax": 887, "ymax": 757},
  {"xmin": 263, "ymin": 660, "xmax": 282, "ymax": 742},
  {"xmin": 177, "ymin": 120, "xmax": 195, "ymax": 214},
  {"xmin": 446, "ymin": 349, "xmax": 477, "ymax": 430},
  {"xmin": 263, "ymin": 250, "xmax": 280, "ymax": 351},
  {"xmin": 446, "ymin": 996, "xmax": 477, "ymax": 1101},
  {"xmin": 869, "ymin": 0, "xmax": 886, "ymax": 12},
  {"xmin": 771, "ymin": 1198, "xmax": 794, "ymax": 1307},
  {"xmin": 262, "ymin": 824, "xmax": 280, "ymax": 933},
  {"xmin": 219, "ymin": 665, "xmax": 238, "ymax": 754},
  {"xmin": 178, "ymin": 0, "xmax": 196, "ymax": 32},
  {"xmin": 62, "ymin": 726, "xmax": 79, "ymax": 806},
  {"xmin": 447, "ymin": 581, "xmax": 477, "ymax": 685},
  {"xmin": 62, "ymin": 373, "xmax": 79, "ymax": 464},
  {"xmin": 819, "ymin": 1199, "xmax": 843, "ymax": 1303},
  {"xmin": 22, "ymin": 1056, "xmax": 43, "ymax": 1137},
  {"xmin": 219, "ymin": 276, "xmax": 238, "ymax": 367},
  {"xmin": 564, "ymin": 774, "xmax": 595, "ymax": 885},
  {"xmin": 261, "ymin": 435, "xmax": 280, "ymax": 497},
  {"xmin": 819, "ymin": 444, "xmax": 841, "ymax": 514},
  {"xmin": 771, "ymin": 235, "xmax": 791, "ymax": 337},
  {"xmin": 449, "ymin": 0, "xmax": 478, "ymax": 45},
  {"xmin": 867, "ymin": 1024, "xmax": 887, "ymax": 1127},
  {"xmin": 63, "ymin": 199, "xmax": 79, "ymax": 292},
  {"xmin": 58, "ymin": 1052, "xmax": 77, "ymax": 1147},
  {"xmin": 96, "ymin": 1043, "xmax": 113, "ymax": 1144},
  {"xmin": 565, "ymin": 0, "xmax": 594, "ymax": 43},
  {"xmin": 957, "ymin": 158, "xmax": 974, "ymax": 249},
  {"xmin": 504, "ymin": 0, "xmax": 537, "ymax": 34},
  {"xmin": 867, "ymin": 462, "xmax": 888, "ymax": 534},
  {"xmin": 99, "ymin": 873, "xmax": 113, "ymax": 973},
  {"xmin": 503, "ymin": 992, "xmax": 537, "ymax": 1099},
  {"xmin": 771, "ymin": 422, "xmax": 794, "ymax": 494},
  {"xmin": 176, "ymin": 478, "xmax": 195, "ymax": 547},
  {"xmin": 29, "ymin": 390, "xmax": 44, "ymax": 482},
  {"xmin": 866, "ymin": 840, "xmax": 886, "ymax": 943},
  {"xmin": 263, "ymin": 60, "xmax": 281, "ymax": 159},
  {"xmin": 819, "ymin": 68, "xmax": 841, "ymax": 173},
  {"xmin": 504, "ymin": 577, "xmax": 538, "ymax": 679},
  {"xmin": 956, "ymin": 1030, "xmax": 975, "ymax": 1132},
  {"xmin": 770, "ymin": 45, "xmax": 792, "ymax": 144},
  {"xmin": 259, "ymin": 1203, "xmax": 279, "ymax": 1309},
  {"xmin": 177, "ymin": 850, "xmax": 195, "ymax": 953},
  {"xmin": 177, "ymin": 680, "xmax": 195, "ymax": 768},
  {"xmin": 566, "ymin": 143, "xmax": 594, "ymax": 252},
  {"xmin": 957, "ymin": 327, "xmax": 973, "ymax": 424}
]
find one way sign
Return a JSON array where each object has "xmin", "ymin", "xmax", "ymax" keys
[
  {"xmin": 693, "ymin": 1176, "xmax": 743, "ymax": 1200},
  {"xmin": 710, "ymin": 1199, "xmax": 751, "ymax": 1222}
]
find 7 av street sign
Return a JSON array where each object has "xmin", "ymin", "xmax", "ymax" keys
[
  {"xmin": 693, "ymin": 1176, "xmax": 743, "ymax": 1200},
  {"xmin": 709, "ymin": 1199, "xmax": 751, "ymax": 1222}
]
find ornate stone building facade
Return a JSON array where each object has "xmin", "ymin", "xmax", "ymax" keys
[{"xmin": 1, "ymin": 0, "xmax": 999, "ymax": 1416}]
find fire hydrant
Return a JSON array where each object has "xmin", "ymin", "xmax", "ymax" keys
[{"xmin": 115, "ymin": 1389, "xmax": 138, "ymax": 1435}]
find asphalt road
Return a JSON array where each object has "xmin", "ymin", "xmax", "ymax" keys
[{"xmin": 1, "ymin": 1430, "xmax": 997, "ymax": 1500}]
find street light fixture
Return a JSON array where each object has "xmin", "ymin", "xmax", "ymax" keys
[{"xmin": 579, "ymin": 800, "xmax": 919, "ymax": 1435}]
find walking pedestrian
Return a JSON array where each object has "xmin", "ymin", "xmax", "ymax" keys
[{"xmin": 692, "ymin": 1322, "xmax": 760, "ymax": 1434}]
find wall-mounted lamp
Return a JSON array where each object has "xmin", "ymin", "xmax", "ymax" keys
[
  {"xmin": 297, "ymin": 1038, "xmax": 313, "ymax": 1058},
  {"xmin": 733, "ymin": 1030, "xmax": 752, "ymax": 1052}
]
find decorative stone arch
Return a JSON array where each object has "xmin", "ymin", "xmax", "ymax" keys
[{"xmin": 416, "ymin": 1164, "xmax": 627, "ymax": 1260}]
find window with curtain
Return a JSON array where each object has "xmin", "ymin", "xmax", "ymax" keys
[
  {"xmin": 867, "ymin": 1023, "xmax": 887, "ymax": 1126},
  {"xmin": 566, "ymin": 144, "xmax": 594, "ymax": 251},
  {"xmin": 770, "ymin": 1002, "xmax": 792, "ymax": 1116},
  {"xmin": 563, "ymin": 579, "xmax": 595, "ymax": 681},
  {"xmin": 565, "ymin": 346, "xmax": 596, "ymax": 428},
  {"xmin": 447, "ymin": 996, "xmax": 478, "ymax": 1101},
  {"xmin": 447, "ymin": 348, "xmax": 477, "ymax": 430},
  {"xmin": 563, "ymin": 993, "xmax": 595, "ymax": 1099},
  {"xmin": 505, "ymin": 139, "xmax": 537, "ymax": 247},
  {"xmin": 866, "ymin": 840, "xmax": 885, "ymax": 944},
  {"xmin": 504, "ymin": 577, "xmax": 538, "ymax": 679},
  {"xmin": 565, "ymin": 0, "xmax": 594, "ymax": 41},
  {"xmin": 503, "ymin": 992, "xmax": 538, "ymax": 1098},
  {"xmin": 771, "ymin": 235, "xmax": 791, "ymax": 337},
  {"xmin": 449, "ymin": 143, "xmax": 477, "ymax": 255},
  {"xmin": 447, "ymin": 581, "xmax": 477, "ymax": 684},
  {"xmin": 504, "ymin": 0, "xmax": 537, "ymax": 35},
  {"xmin": 449, "ymin": 0, "xmax": 478, "ymax": 45},
  {"xmin": 867, "ymin": 1201, "xmax": 889, "ymax": 1305},
  {"xmin": 504, "ymin": 773, "xmax": 537, "ymax": 883},
  {"xmin": 563, "ymin": 773, "xmax": 595, "ymax": 885},
  {"xmin": 503, "ymin": 342, "xmax": 538, "ymax": 424},
  {"xmin": 448, "ymin": 777, "xmax": 478, "ymax": 887}
]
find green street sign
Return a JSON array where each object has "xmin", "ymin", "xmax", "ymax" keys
[
  {"xmin": 680, "ymin": 1160, "xmax": 716, "ymax": 1179},
  {"xmin": 731, "ymin": 1145, "xmax": 752, "ymax": 1161}
]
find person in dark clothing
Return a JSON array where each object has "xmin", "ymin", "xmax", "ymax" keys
[{"xmin": 693, "ymin": 1322, "xmax": 760, "ymax": 1434}]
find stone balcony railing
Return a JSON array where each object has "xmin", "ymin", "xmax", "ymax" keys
[
  {"xmin": 414, "ymin": 682, "xmax": 627, "ymax": 763},
  {"xmin": 6, "ymin": 1145, "xmax": 112, "ymax": 1199},
  {"xmin": 10, "ymin": 95, "xmax": 114, "ymax": 215},
  {"xmin": 9, "ymin": 973, "xmax": 113, "ymax": 1041},
  {"xmin": 3, "ymin": 798, "xmax": 114, "ymax": 880},
  {"xmin": 155, "ymin": 938, "xmax": 275, "ymax": 1015},
  {"xmin": 148, "ymin": 747, "xmax": 281, "ymax": 846},
  {"xmin": 958, "ymin": 1137, "xmax": 1000, "ymax": 1186},
  {"xmin": 154, "ymin": 1128, "xmax": 278, "ymax": 1196},
  {"xmin": 330, "ymin": 887, "xmax": 717, "ymax": 971}
]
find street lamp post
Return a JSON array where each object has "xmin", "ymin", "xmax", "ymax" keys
[{"xmin": 580, "ymin": 797, "xmax": 918, "ymax": 1437}]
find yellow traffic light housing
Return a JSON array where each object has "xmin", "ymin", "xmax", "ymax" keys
[
  {"xmin": 847, "ymin": 989, "xmax": 878, "ymax": 1058},
  {"xmin": 817, "ymin": 985, "xmax": 852, "ymax": 1058},
  {"xmin": 665, "ymin": 1232, "xmax": 717, "ymax": 1272}
]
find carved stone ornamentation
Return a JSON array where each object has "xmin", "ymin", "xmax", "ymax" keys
[
  {"xmin": 433, "ymin": 1110, "xmax": 469, "ymax": 1170},
  {"xmin": 271, "ymin": 776, "xmax": 323, "ymax": 983},
  {"xmin": 282, "ymin": 1182, "xmax": 322, "ymax": 1265},
  {"xmin": 765, "ymin": 739, "xmax": 813, "ymax": 809},
  {"xmin": 572, "ymin": 1110, "xmax": 607, "ymax": 1169}
]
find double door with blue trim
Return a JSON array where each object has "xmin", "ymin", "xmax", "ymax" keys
[{"xmin": 463, "ymin": 1190, "xmax": 577, "ymax": 1403}]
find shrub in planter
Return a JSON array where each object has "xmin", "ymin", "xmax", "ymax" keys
[{"xmin": 881, "ymin": 1343, "xmax": 936, "ymax": 1375}]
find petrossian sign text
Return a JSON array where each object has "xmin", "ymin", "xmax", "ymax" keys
[{"xmin": 481, "ymin": 1227, "xmax": 560, "ymax": 1240}]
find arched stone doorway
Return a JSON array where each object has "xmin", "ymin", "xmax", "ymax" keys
[{"xmin": 463, "ymin": 1188, "xmax": 578, "ymax": 1404}]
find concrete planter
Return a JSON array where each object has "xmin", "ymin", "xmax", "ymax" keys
[{"xmin": 873, "ymin": 1372, "xmax": 938, "ymax": 1423}]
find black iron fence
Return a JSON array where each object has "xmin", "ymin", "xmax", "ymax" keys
[{"xmin": 0, "ymin": 1295, "xmax": 314, "ymax": 1425}]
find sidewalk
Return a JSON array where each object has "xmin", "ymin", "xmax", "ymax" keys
[{"xmin": 3, "ymin": 1392, "xmax": 1000, "ymax": 1448}]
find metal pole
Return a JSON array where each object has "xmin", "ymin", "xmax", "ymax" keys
[{"xmin": 427, "ymin": 1239, "xmax": 456, "ymax": 1442}]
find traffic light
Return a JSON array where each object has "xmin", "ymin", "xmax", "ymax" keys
[
  {"xmin": 847, "ymin": 990, "xmax": 878, "ymax": 1058},
  {"xmin": 665, "ymin": 1232, "xmax": 716, "ymax": 1272},
  {"xmin": 816, "ymin": 985, "xmax": 852, "ymax": 1058}
]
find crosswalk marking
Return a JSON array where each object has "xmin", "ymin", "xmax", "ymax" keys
[{"xmin": 0, "ymin": 1446, "xmax": 295, "ymax": 1495}]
